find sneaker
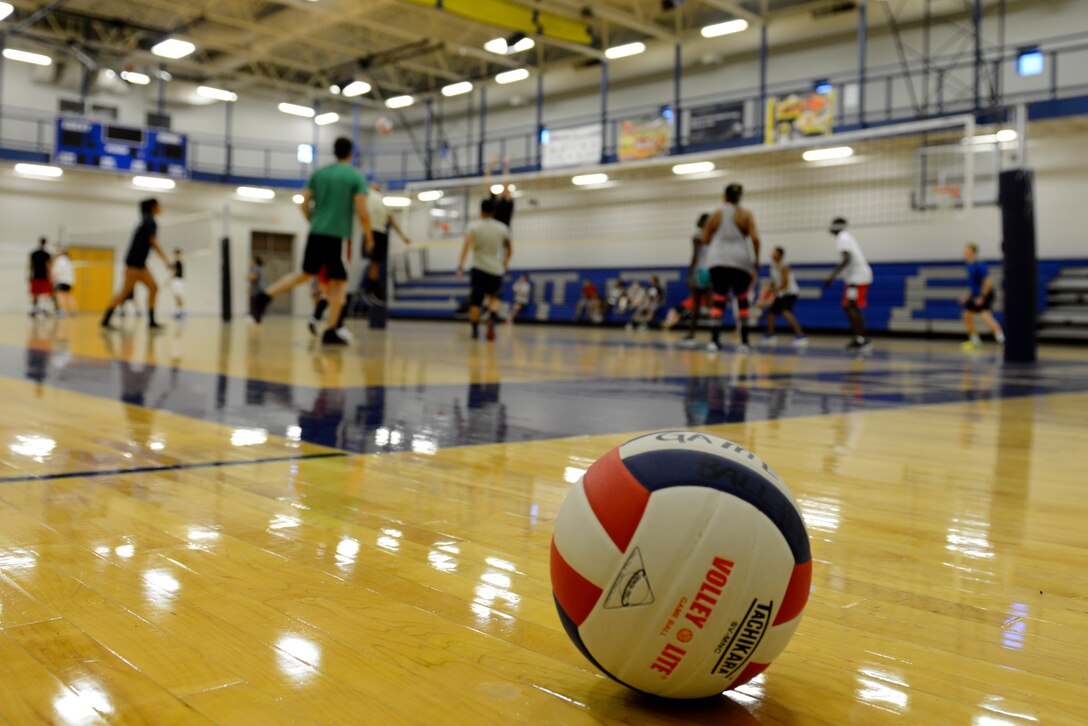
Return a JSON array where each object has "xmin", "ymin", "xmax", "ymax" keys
[
  {"xmin": 252, "ymin": 292, "xmax": 272, "ymax": 323},
  {"xmin": 625, "ymin": 322, "xmax": 634, "ymax": 331},
  {"xmin": 760, "ymin": 334, "xmax": 777, "ymax": 345},
  {"xmin": 996, "ymin": 334, "xmax": 1006, "ymax": 346},
  {"xmin": 486, "ymin": 324, "xmax": 496, "ymax": 342},
  {"xmin": 149, "ymin": 321, "xmax": 164, "ymax": 331},
  {"xmin": 961, "ymin": 339, "xmax": 980, "ymax": 351},
  {"xmin": 677, "ymin": 336, "xmax": 698, "ymax": 349},
  {"xmin": 737, "ymin": 343, "xmax": 752, "ymax": 355},
  {"xmin": 337, "ymin": 327, "xmax": 354, "ymax": 343},
  {"xmin": 707, "ymin": 341, "xmax": 722, "ymax": 353},
  {"xmin": 308, "ymin": 318, "xmax": 320, "ymax": 337},
  {"xmin": 321, "ymin": 328, "xmax": 350, "ymax": 346},
  {"xmin": 792, "ymin": 336, "xmax": 809, "ymax": 348}
]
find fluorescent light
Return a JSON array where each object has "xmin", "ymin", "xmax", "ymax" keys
[
  {"xmin": 968, "ymin": 130, "xmax": 1018, "ymax": 145},
  {"xmin": 3, "ymin": 48, "xmax": 52, "ymax": 66},
  {"xmin": 0, "ymin": 3, "xmax": 13, "ymax": 22},
  {"xmin": 314, "ymin": 112, "xmax": 340, "ymax": 126},
  {"xmin": 14, "ymin": 163, "xmax": 63, "ymax": 178},
  {"xmin": 292, "ymin": 194, "xmax": 305, "ymax": 204},
  {"xmin": 418, "ymin": 190, "xmax": 444, "ymax": 202},
  {"xmin": 572, "ymin": 173, "xmax": 608, "ymax": 186},
  {"xmin": 342, "ymin": 80, "xmax": 371, "ymax": 97},
  {"xmin": 383, "ymin": 196, "xmax": 411, "ymax": 207},
  {"xmin": 278, "ymin": 102, "xmax": 315, "ymax": 118},
  {"xmin": 496, "ymin": 68, "xmax": 530, "ymax": 85},
  {"xmin": 133, "ymin": 176, "xmax": 176, "ymax": 190},
  {"xmin": 120, "ymin": 71, "xmax": 151, "ymax": 85},
  {"xmin": 511, "ymin": 37, "xmax": 535, "ymax": 53},
  {"xmin": 237, "ymin": 186, "xmax": 275, "ymax": 200},
  {"xmin": 329, "ymin": 85, "xmax": 341, "ymax": 95},
  {"xmin": 702, "ymin": 19, "xmax": 749, "ymax": 38},
  {"xmin": 385, "ymin": 95, "xmax": 414, "ymax": 109},
  {"xmin": 803, "ymin": 146, "xmax": 854, "ymax": 162},
  {"xmin": 672, "ymin": 161, "xmax": 715, "ymax": 175},
  {"xmin": 485, "ymin": 37, "xmax": 533, "ymax": 55},
  {"xmin": 490, "ymin": 184, "xmax": 505, "ymax": 195},
  {"xmin": 197, "ymin": 85, "xmax": 237, "ymax": 102},
  {"xmin": 442, "ymin": 81, "xmax": 473, "ymax": 97},
  {"xmin": 605, "ymin": 42, "xmax": 645, "ymax": 60},
  {"xmin": 484, "ymin": 38, "xmax": 508, "ymax": 54},
  {"xmin": 151, "ymin": 38, "xmax": 195, "ymax": 60}
]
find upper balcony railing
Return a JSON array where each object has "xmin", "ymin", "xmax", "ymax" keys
[{"xmin": 2, "ymin": 30, "xmax": 1087, "ymax": 188}]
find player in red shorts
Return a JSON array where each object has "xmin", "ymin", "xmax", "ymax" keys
[
  {"xmin": 28, "ymin": 237, "xmax": 53, "ymax": 317},
  {"xmin": 823, "ymin": 217, "xmax": 873, "ymax": 351}
]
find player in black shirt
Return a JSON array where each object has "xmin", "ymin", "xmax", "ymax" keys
[
  {"xmin": 28, "ymin": 237, "xmax": 52, "ymax": 316},
  {"xmin": 101, "ymin": 198, "xmax": 168, "ymax": 330}
]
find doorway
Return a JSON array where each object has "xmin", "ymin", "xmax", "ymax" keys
[
  {"xmin": 67, "ymin": 246, "xmax": 115, "ymax": 313},
  {"xmin": 250, "ymin": 231, "xmax": 295, "ymax": 315}
]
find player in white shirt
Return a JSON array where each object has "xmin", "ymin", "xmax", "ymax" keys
[
  {"xmin": 51, "ymin": 247, "xmax": 76, "ymax": 317},
  {"xmin": 823, "ymin": 217, "xmax": 873, "ymax": 350},
  {"xmin": 457, "ymin": 198, "xmax": 512, "ymax": 341},
  {"xmin": 761, "ymin": 246, "xmax": 807, "ymax": 347}
]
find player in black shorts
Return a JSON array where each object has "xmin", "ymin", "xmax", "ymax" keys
[
  {"xmin": 362, "ymin": 180, "xmax": 411, "ymax": 306},
  {"xmin": 485, "ymin": 156, "xmax": 515, "ymax": 227},
  {"xmin": 101, "ymin": 198, "xmax": 169, "ymax": 330}
]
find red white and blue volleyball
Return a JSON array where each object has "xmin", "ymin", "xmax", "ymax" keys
[{"xmin": 550, "ymin": 431, "xmax": 812, "ymax": 699}]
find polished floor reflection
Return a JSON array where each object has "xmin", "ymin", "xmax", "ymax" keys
[{"xmin": 1, "ymin": 314, "xmax": 1086, "ymax": 724}]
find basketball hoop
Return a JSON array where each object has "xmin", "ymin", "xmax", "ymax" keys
[{"xmin": 932, "ymin": 184, "xmax": 962, "ymax": 209}]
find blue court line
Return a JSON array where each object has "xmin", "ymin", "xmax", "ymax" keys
[{"xmin": 0, "ymin": 452, "xmax": 349, "ymax": 485}]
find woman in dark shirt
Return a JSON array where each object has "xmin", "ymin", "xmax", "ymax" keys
[{"xmin": 101, "ymin": 198, "xmax": 169, "ymax": 330}]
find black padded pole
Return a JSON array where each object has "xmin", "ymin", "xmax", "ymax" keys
[
  {"xmin": 220, "ymin": 236, "xmax": 232, "ymax": 322},
  {"xmin": 999, "ymin": 169, "xmax": 1037, "ymax": 363}
]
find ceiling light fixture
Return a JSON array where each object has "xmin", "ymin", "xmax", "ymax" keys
[
  {"xmin": 701, "ymin": 19, "xmax": 749, "ymax": 38},
  {"xmin": 197, "ymin": 86, "xmax": 237, "ymax": 102},
  {"xmin": 496, "ymin": 68, "xmax": 530, "ymax": 85},
  {"xmin": 278, "ymin": 102, "xmax": 315, "ymax": 118},
  {"xmin": 133, "ymin": 176, "xmax": 176, "ymax": 190},
  {"xmin": 442, "ymin": 81, "xmax": 473, "ymax": 97},
  {"xmin": 802, "ymin": 146, "xmax": 854, "ymax": 162},
  {"xmin": 385, "ymin": 95, "xmax": 414, "ymax": 109},
  {"xmin": 417, "ymin": 190, "xmax": 444, "ymax": 202},
  {"xmin": 14, "ymin": 163, "xmax": 63, "ymax": 178},
  {"xmin": 150, "ymin": 38, "xmax": 196, "ymax": 60},
  {"xmin": 672, "ymin": 161, "xmax": 715, "ymax": 175},
  {"xmin": 572, "ymin": 173, "xmax": 608, "ymax": 186},
  {"xmin": 342, "ymin": 80, "xmax": 371, "ymax": 97},
  {"xmin": 0, "ymin": 3, "xmax": 14, "ymax": 22},
  {"xmin": 314, "ymin": 112, "xmax": 340, "ymax": 126},
  {"xmin": 236, "ymin": 186, "xmax": 275, "ymax": 200},
  {"xmin": 2, "ymin": 48, "xmax": 52, "ymax": 66},
  {"xmin": 605, "ymin": 42, "xmax": 645, "ymax": 60},
  {"xmin": 382, "ymin": 196, "xmax": 411, "ymax": 207},
  {"xmin": 120, "ymin": 71, "xmax": 151, "ymax": 85}
]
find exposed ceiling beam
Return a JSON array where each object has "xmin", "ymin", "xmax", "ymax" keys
[
  {"xmin": 699, "ymin": 0, "xmax": 763, "ymax": 25},
  {"xmin": 508, "ymin": 0, "xmax": 676, "ymax": 41}
]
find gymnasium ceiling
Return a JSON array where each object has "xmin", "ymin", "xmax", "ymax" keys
[{"xmin": 1, "ymin": 0, "xmax": 861, "ymax": 104}]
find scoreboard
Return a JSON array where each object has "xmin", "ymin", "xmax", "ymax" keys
[{"xmin": 54, "ymin": 118, "xmax": 188, "ymax": 177}]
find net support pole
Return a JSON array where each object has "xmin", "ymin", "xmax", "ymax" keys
[
  {"xmin": 1000, "ymin": 168, "xmax": 1037, "ymax": 363},
  {"xmin": 858, "ymin": 1, "xmax": 868, "ymax": 127},
  {"xmin": 963, "ymin": 115, "xmax": 975, "ymax": 210},
  {"xmin": 600, "ymin": 60, "xmax": 609, "ymax": 163},
  {"xmin": 221, "ymin": 204, "xmax": 232, "ymax": 323}
]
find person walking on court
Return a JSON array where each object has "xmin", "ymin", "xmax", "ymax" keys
[
  {"xmin": 456, "ymin": 198, "xmax": 511, "ymax": 341},
  {"xmin": 252, "ymin": 137, "xmax": 373, "ymax": 346},
  {"xmin": 101, "ymin": 198, "xmax": 168, "ymax": 330},
  {"xmin": 823, "ymin": 217, "xmax": 873, "ymax": 351},
  {"xmin": 762, "ymin": 246, "xmax": 808, "ymax": 347},
  {"xmin": 171, "ymin": 249, "xmax": 186, "ymax": 319},
  {"xmin": 28, "ymin": 237, "xmax": 53, "ymax": 317},
  {"xmin": 362, "ymin": 180, "xmax": 412, "ymax": 307},
  {"xmin": 248, "ymin": 256, "xmax": 264, "ymax": 320},
  {"xmin": 701, "ymin": 183, "xmax": 760, "ymax": 353},
  {"xmin": 961, "ymin": 243, "xmax": 1006, "ymax": 350},
  {"xmin": 510, "ymin": 273, "xmax": 531, "ymax": 322},
  {"xmin": 51, "ymin": 247, "xmax": 76, "ymax": 317}
]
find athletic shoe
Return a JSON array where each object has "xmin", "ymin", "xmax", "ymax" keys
[
  {"xmin": 676, "ymin": 336, "xmax": 698, "ymax": 348},
  {"xmin": 337, "ymin": 327, "xmax": 355, "ymax": 343},
  {"xmin": 792, "ymin": 336, "xmax": 809, "ymax": 347},
  {"xmin": 321, "ymin": 328, "xmax": 350, "ymax": 346},
  {"xmin": 961, "ymin": 340, "xmax": 980, "ymax": 351},
  {"xmin": 737, "ymin": 344, "xmax": 753, "ymax": 355},
  {"xmin": 149, "ymin": 322, "xmax": 164, "ymax": 331},
  {"xmin": 846, "ymin": 339, "xmax": 863, "ymax": 350},
  {"xmin": 760, "ymin": 334, "xmax": 777, "ymax": 345},
  {"xmin": 252, "ymin": 292, "xmax": 272, "ymax": 323},
  {"xmin": 308, "ymin": 318, "xmax": 320, "ymax": 337},
  {"xmin": 706, "ymin": 341, "xmax": 722, "ymax": 353}
]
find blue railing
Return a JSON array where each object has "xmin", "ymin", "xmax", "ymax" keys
[{"xmin": 2, "ymin": 30, "xmax": 1088, "ymax": 186}]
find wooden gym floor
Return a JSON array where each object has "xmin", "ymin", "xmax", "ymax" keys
[{"xmin": 0, "ymin": 313, "xmax": 1085, "ymax": 724}]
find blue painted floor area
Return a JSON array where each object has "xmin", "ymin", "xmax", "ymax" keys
[{"xmin": 5, "ymin": 339, "xmax": 1088, "ymax": 456}]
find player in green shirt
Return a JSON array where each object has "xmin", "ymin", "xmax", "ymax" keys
[{"xmin": 252, "ymin": 137, "xmax": 373, "ymax": 345}]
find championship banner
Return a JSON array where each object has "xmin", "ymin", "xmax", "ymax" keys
[
  {"xmin": 764, "ymin": 90, "xmax": 834, "ymax": 144},
  {"xmin": 542, "ymin": 124, "xmax": 603, "ymax": 169},
  {"xmin": 618, "ymin": 115, "xmax": 673, "ymax": 162},
  {"xmin": 689, "ymin": 102, "xmax": 745, "ymax": 146}
]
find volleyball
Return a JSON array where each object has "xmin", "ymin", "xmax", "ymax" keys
[
  {"xmin": 375, "ymin": 116, "xmax": 394, "ymax": 135},
  {"xmin": 550, "ymin": 431, "xmax": 812, "ymax": 699}
]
